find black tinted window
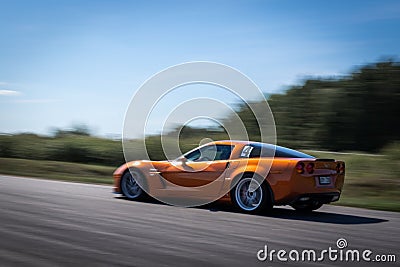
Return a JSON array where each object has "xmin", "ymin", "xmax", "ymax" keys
[
  {"xmin": 185, "ymin": 144, "xmax": 233, "ymax": 162},
  {"xmin": 240, "ymin": 143, "xmax": 314, "ymax": 158}
]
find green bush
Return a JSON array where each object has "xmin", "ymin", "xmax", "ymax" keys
[{"xmin": 0, "ymin": 133, "xmax": 124, "ymax": 166}]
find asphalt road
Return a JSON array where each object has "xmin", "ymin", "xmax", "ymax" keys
[{"xmin": 0, "ymin": 175, "xmax": 398, "ymax": 267}]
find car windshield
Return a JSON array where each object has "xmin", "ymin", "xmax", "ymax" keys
[
  {"xmin": 239, "ymin": 143, "xmax": 314, "ymax": 158},
  {"xmin": 183, "ymin": 144, "xmax": 234, "ymax": 162}
]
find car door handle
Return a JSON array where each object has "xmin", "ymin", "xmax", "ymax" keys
[{"xmin": 225, "ymin": 162, "xmax": 231, "ymax": 169}]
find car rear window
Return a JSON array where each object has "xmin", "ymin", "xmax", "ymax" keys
[{"xmin": 240, "ymin": 143, "xmax": 314, "ymax": 158}]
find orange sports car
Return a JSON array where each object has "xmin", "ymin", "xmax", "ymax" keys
[{"xmin": 113, "ymin": 140, "xmax": 345, "ymax": 213}]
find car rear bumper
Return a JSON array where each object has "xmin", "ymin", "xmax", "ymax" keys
[{"xmin": 290, "ymin": 192, "xmax": 341, "ymax": 205}]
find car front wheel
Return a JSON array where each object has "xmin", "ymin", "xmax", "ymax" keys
[{"xmin": 120, "ymin": 171, "xmax": 147, "ymax": 200}]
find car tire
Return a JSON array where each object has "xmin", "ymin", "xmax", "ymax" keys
[
  {"xmin": 291, "ymin": 201, "xmax": 323, "ymax": 212},
  {"xmin": 120, "ymin": 170, "xmax": 147, "ymax": 200},
  {"xmin": 231, "ymin": 175, "xmax": 272, "ymax": 213}
]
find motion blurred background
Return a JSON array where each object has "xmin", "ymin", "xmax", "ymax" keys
[{"xmin": 0, "ymin": 0, "xmax": 399, "ymax": 211}]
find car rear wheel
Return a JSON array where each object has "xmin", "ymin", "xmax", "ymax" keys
[
  {"xmin": 291, "ymin": 201, "xmax": 323, "ymax": 212},
  {"xmin": 120, "ymin": 171, "xmax": 147, "ymax": 200},
  {"xmin": 231, "ymin": 176, "xmax": 271, "ymax": 213}
]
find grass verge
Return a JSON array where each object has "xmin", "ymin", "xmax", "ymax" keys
[{"xmin": 0, "ymin": 157, "xmax": 114, "ymax": 185}]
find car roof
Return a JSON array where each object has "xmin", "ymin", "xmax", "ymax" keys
[
  {"xmin": 208, "ymin": 140, "xmax": 314, "ymax": 158},
  {"xmin": 213, "ymin": 140, "xmax": 265, "ymax": 145}
]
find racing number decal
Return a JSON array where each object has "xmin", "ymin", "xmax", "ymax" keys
[{"xmin": 240, "ymin": 145, "xmax": 253, "ymax": 158}]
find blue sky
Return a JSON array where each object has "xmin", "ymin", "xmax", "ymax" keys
[{"xmin": 0, "ymin": 0, "xmax": 399, "ymax": 137}]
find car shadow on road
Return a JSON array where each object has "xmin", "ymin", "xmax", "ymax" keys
[
  {"xmin": 263, "ymin": 208, "xmax": 387, "ymax": 225},
  {"xmin": 116, "ymin": 197, "xmax": 388, "ymax": 225},
  {"xmin": 205, "ymin": 202, "xmax": 388, "ymax": 225}
]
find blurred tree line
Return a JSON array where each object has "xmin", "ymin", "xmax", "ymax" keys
[
  {"xmin": 265, "ymin": 60, "xmax": 399, "ymax": 152},
  {"xmin": 0, "ymin": 130, "xmax": 124, "ymax": 166},
  {"xmin": 0, "ymin": 60, "xmax": 399, "ymax": 164}
]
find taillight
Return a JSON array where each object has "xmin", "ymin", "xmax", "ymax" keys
[
  {"xmin": 336, "ymin": 163, "xmax": 345, "ymax": 174},
  {"xmin": 296, "ymin": 162, "xmax": 304, "ymax": 174},
  {"xmin": 306, "ymin": 163, "xmax": 314, "ymax": 174},
  {"xmin": 340, "ymin": 163, "xmax": 345, "ymax": 174}
]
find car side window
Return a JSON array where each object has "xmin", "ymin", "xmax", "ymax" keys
[
  {"xmin": 239, "ymin": 144, "xmax": 274, "ymax": 158},
  {"xmin": 240, "ymin": 145, "xmax": 261, "ymax": 158},
  {"xmin": 185, "ymin": 149, "xmax": 201, "ymax": 161},
  {"xmin": 238, "ymin": 143, "xmax": 313, "ymax": 158},
  {"xmin": 184, "ymin": 145, "xmax": 233, "ymax": 162}
]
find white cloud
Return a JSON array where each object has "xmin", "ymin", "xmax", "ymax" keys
[{"xmin": 0, "ymin": 90, "xmax": 21, "ymax": 96}]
